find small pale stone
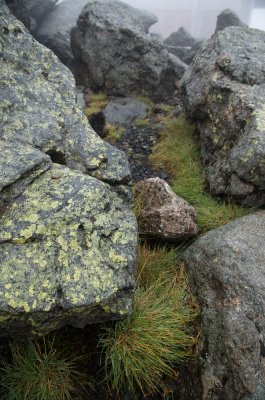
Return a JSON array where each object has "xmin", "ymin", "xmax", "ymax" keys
[{"xmin": 134, "ymin": 177, "xmax": 198, "ymax": 241}]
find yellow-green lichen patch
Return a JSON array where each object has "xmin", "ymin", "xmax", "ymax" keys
[
  {"xmin": 0, "ymin": 164, "xmax": 137, "ymax": 336},
  {"xmin": 253, "ymin": 104, "xmax": 265, "ymax": 131}
]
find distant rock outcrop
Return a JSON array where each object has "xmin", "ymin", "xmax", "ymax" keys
[
  {"xmin": 26, "ymin": 0, "xmax": 58, "ymax": 24},
  {"xmin": 134, "ymin": 178, "xmax": 198, "ymax": 241},
  {"xmin": 215, "ymin": 8, "xmax": 247, "ymax": 33},
  {"xmin": 184, "ymin": 212, "xmax": 265, "ymax": 400},
  {"xmin": 71, "ymin": 0, "xmax": 186, "ymax": 99},
  {"xmin": 164, "ymin": 26, "xmax": 203, "ymax": 65},
  {"xmin": 164, "ymin": 27, "xmax": 198, "ymax": 47},
  {"xmin": 35, "ymin": 0, "xmax": 89, "ymax": 66},
  {"xmin": 181, "ymin": 26, "xmax": 265, "ymax": 206},
  {"xmin": 0, "ymin": 0, "xmax": 137, "ymax": 338}
]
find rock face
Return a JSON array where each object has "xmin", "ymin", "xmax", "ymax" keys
[
  {"xmin": 183, "ymin": 212, "xmax": 265, "ymax": 400},
  {"xmin": 215, "ymin": 9, "xmax": 247, "ymax": 33},
  {"xmin": 134, "ymin": 178, "xmax": 198, "ymax": 241},
  {"xmin": 71, "ymin": 0, "xmax": 184, "ymax": 99},
  {"xmin": 0, "ymin": 1, "xmax": 137, "ymax": 337},
  {"xmin": 180, "ymin": 26, "xmax": 265, "ymax": 206},
  {"xmin": 35, "ymin": 0, "xmax": 89, "ymax": 66},
  {"xmin": 103, "ymin": 98, "xmax": 148, "ymax": 128}
]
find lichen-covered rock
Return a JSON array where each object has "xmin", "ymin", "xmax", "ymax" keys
[
  {"xmin": 134, "ymin": 178, "xmax": 198, "ymax": 241},
  {"xmin": 215, "ymin": 9, "xmax": 247, "ymax": 34},
  {"xmin": 183, "ymin": 212, "xmax": 265, "ymax": 400},
  {"xmin": 180, "ymin": 26, "xmax": 265, "ymax": 206},
  {"xmin": 0, "ymin": 1, "xmax": 137, "ymax": 337},
  {"xmin": 71, "ymin": 0, "xmax": 183, "ymax": 99},
  {"xmin": 0, "ymin": 1, "xmax": 130, "ymax": 184},
  {"xmin": 0, "ymin": 139, "xmax": 51, "ymax": 205},
  {"xmin": 0, "ymin": 164, "xmax": 137, "ymax": 337}
]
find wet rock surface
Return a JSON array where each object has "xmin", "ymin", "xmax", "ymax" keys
[
  {"xmin": 181, "ymin": 26, "xmax": 265, "ymax": 206},
  {"xmin": 71, "ymin": 0, "xmax": 182, "ymax": 99},
  {"xmin": 183, "ymin": 212, "xmax": 265, "ymax": 400},
  {"xmin": 103, "ymin": 98, "xmax": 148, "ymax": 128},
  {"xmin": 0, "ymin": 1, "xmax": 137, "ymax": 337},
  {"xmin": 134, "ymin": 178, "xmax": 198, "ymax": 241}
]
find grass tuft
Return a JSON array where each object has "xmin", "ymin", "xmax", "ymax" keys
[
  {"xmin": 136, "ymin": 243, "xmax": 184, "ymax": 288},
  {"xmin": 158, "ymin": 103, "xmax": 175, "ymax": 113},
  {"xmin": 134, "ymin": 118, "xmax": 149, "ymax": 127},
  {"xmin": 99, "ymin": 244, "xmax": 197, "ymax": 398},
  {"xmin": 105, "ymin": 123, "xmax": 126, "ymax": 143},
  {"xmin": 0, "ymin": 340, "xmax": 84, "ymax": 400},
  {"xmin": 84, "ymin": 93, "xmax": 108, "ymax": 118},
  {"xmin": 137, "ymin": 96, "xmax": 155, "ymax": 108},
  {"xmin": 150, "ymin": 116, "xmax": 249, "ymax": 231}
]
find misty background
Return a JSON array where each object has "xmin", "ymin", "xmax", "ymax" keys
[{"xmin": 58, "ymin": 0, "xmax": 265, "ymax": 39}]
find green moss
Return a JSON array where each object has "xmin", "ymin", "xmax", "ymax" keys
[{"xmin": 150, "ymin": 116, "xmax": 249, "ymax": 231}]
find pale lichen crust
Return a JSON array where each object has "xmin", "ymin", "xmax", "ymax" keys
[{"xmin": 0, "ymin": 165, "xmax": 137, "ymax": 337}]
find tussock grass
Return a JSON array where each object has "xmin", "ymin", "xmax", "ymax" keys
[
  {"xmin": 0, "ymin": 340, "xmax": 84, "ymax": 400},
  {"xmin": 150, "ymin": 116, "xmax": 249, "ymax": 231},
  {"xmin": 136, "ymin": 243, "xmax": 184, "ymax": 287},
  {"xmin": 99, "ymin": 244, "xmax": 197, "ymax": 398},
  {"xmin": 84, "ymin": 93, "xmax": 108, "ymax": 118}
]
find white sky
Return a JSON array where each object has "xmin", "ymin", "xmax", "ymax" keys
[{"xmin": 57, "ymin": 0, "xmax": 265, "ymax": 36}]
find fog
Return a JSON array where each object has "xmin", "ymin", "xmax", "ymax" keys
[{"xmin": 57, "ymin": 0, "xmax": 265, "ymax": 39}]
